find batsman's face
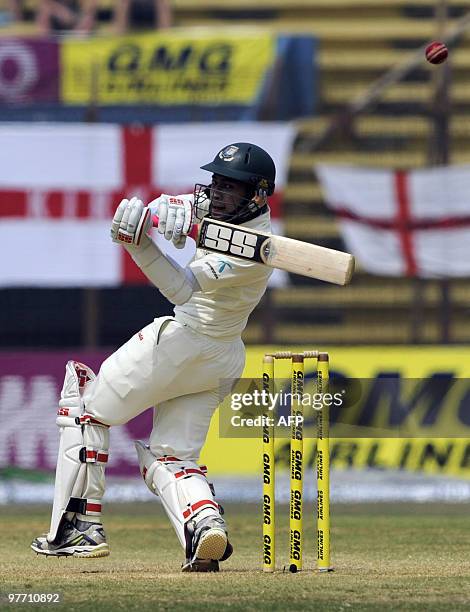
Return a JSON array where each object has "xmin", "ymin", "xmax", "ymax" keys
[{"xmin": 209, "ymin": 174, "xmax": 250, "ymax": 220}]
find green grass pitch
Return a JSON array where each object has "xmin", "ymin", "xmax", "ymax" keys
[{"xmin": 1, "ymin": 502, "xmax": 470, "ymax": 611}]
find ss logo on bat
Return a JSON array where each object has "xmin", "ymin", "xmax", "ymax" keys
[{"xmin": 204, "ymin": 224, "xmax": 257, "ymax": 258}]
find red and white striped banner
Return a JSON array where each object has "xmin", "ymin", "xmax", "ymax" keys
[
  {"xmin": 317, "ymin": 164, "xmax": 470, "ymax": 278},
  {"xmin": 0, "ymin": 123, "xmax": 294, "ymax": 286}
]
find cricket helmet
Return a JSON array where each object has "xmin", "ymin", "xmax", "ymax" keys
[
  {"xmin": 194, "ymin": 142, "xmax": 276, "ymax": 224},
  {"xmin": 200, "ymin": 142, "xmax": 276, "ymax": 196}
]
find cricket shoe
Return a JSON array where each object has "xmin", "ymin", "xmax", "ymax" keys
[
  {"xmin": 182, "ymin": 515, "xmax": 233, "ymax": 572},
  {"xmin": 31, "ymin": 518, "xmax": 109, "ymax": 558}
]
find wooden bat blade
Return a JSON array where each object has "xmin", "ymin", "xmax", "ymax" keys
[
  {"xmin": 259, "ymin": 235, "xmax": 354, "ymax": 285},
  {"xmin": 197, "ymin": 218, "xmax": 355, "ymax": 285}
]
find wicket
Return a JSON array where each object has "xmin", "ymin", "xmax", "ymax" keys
[{"xmin": 262, "ymin": 351, "xmax": 331, "ymax": 573}]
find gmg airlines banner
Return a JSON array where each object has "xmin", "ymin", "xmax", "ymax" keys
[
  {"xmin": 0, "ymin": 122, "xmax": 294, "ymax": 287},
  {"xmin": 2, "ymin": 347, "xmax": 470, "ymax": 478},
  {"xmin": 60, "ymin": 31, "xmax": 316, "ymax": 120}
]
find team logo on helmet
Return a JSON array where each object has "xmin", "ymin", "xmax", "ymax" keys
[
  {"xmin": 258, "ymin": 178, "xmax": 269, "ymax": 189},
  {"xmin": 218, "ymin": 145, "xmax": 239, "ymax": 161}
]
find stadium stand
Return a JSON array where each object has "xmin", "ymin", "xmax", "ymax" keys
[
  {"xmin": 2, "ymin": 0, "xmax": 470, "ymax": 345},
  {"xmin": 166, "ymin": 0, "xmax": 470, "ymax": 345}
]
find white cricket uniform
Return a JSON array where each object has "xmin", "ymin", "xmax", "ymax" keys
[{"xmin": 83, "ymin": 210, "xmax": 273, "ymax": 461}]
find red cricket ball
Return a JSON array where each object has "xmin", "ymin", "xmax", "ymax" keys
[{"xmin": 425, "ymin": 41, "xmax": 448, "ymax": 65}]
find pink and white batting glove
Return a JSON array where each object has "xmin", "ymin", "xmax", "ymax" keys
[
  {"xmin": 152, "ymin": 194, "xmax": 194, "ymax": 249},
  {"xmin": 111, "ymin": 197, "xmax": 152, "ymax": 248}
]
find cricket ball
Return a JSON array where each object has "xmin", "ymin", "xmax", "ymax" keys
[{"xmin": 425, "ymin": 41, "xmax": 448, "ymax": 65}]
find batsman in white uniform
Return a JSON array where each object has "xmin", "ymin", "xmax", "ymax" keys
[{"xmin": 31, "ymin": 143, "xmax": 275, "ymax": 572}]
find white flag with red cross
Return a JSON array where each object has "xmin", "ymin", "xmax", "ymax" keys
[
  {"xmin": 317, "ymin": 164, "xmax": 470, "ymax": 278},
  {"xmin": 0, "ymin": 123, "xmax": 294, "ymax": 286}
]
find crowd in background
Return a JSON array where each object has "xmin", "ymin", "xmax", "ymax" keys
[{"xmin": 1, "ymin": 0, "xmax": 172, "ymax": 35}]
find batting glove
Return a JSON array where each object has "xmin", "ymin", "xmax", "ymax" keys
[
  {"xmin": 152, "ymin": 194, "xmax": 194, "ymax": 249},
  {"xmin": 111, "ymin": 197, "xmax": 152, "ymax": 247}
]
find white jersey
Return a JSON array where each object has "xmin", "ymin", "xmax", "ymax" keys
[{"xmin": 174, "ymin": 211, "xmax": 273, "ymax": 340}]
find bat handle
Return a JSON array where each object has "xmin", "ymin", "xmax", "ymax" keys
[{"xmin": 151, "ymin": 214, "xmax": 199, "ymax": 241}]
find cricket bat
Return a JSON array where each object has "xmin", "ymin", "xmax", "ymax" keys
[{"xmin": 196, "ymin": 218, "xmax": 354, "ymax": 285}]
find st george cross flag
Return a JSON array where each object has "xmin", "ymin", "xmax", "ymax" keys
[
  {"xmin": 0, "ymin": 122, "xmax": 294, "ymax": 287},
  {"xmin": 316, "ymin": 164, "xmax": 470, "ymax": 278}
]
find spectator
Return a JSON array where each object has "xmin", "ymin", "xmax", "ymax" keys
[
  {"xmin": 112, "ymin": 0, "xmax": 172, "ymax": 34},
  {"xmin": 7, "ymin": 1, "xmax": 21, "ymax": 22},
  {"xmin": 36, "ymin": 0, "xmax": 98, "ymax": 35},
  {"xmin": 4, "ymin": 1, "xmax": 29, "ymax": 25},
  {"xmin": 1, "ymin": 2, "xmax": 37, "ymax": 31}
]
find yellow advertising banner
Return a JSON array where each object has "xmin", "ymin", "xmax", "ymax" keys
[
  {"xmin": 60, "ymin": 31, "xmax": 274, "ymax": 105},
  {"xmin": 200, "ymin": 346, "xmax": 470, "ymax": 477}
]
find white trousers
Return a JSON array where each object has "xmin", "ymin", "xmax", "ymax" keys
[{"xmin": 82, "ymin": 317, "xmax": 245, "ymax": 461}]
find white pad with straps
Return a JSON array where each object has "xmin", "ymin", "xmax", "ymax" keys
[
  {"xmin": 47, "ymin": 361, "xmax": 109, "ymax": 543},
  {"xmin": 135, "ymin": 441, "xmax": 220, "ymax": 548}
]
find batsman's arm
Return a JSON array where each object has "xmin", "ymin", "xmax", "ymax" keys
[
  {"xmin": 127, "ymin": 236, "xmax": 201, "ymax": 305},
  {"xmin": 129, "ymin": 219, "xmax": 264, "ymax": 302},
  {"xmin": 112, "ymin": 198, "xmax": 201, "ymax": 305}
]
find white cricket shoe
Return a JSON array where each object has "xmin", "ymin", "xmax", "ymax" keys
[
  {"xmin": 31, "ymin": 518, "xmax": 109, "ymax": 558},
  {"xmin": 182, "ymin": 515, "xmax": 233, "ymax": 572}
]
